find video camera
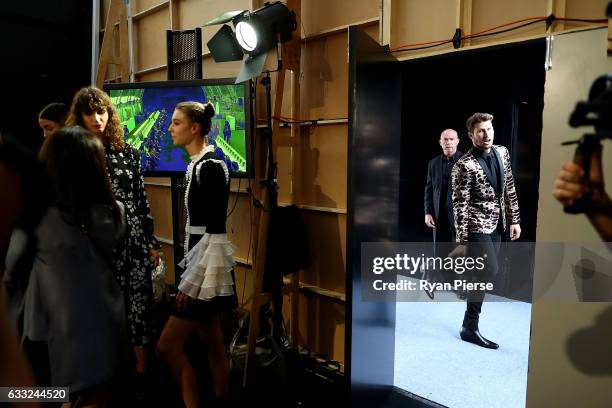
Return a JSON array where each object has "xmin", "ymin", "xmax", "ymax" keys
[{"xmin": 562, "ymin": 73, "xmax": 612, "ymax": 213}]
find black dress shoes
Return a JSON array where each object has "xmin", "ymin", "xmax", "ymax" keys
[
  {"xmin": 456, "ymin": 289, "xmax": 468, "ymax": 300},
  {"xmin": 460, "ymin": 326, "xmax": 499, "ymax": 349},
  {"xmin": 422, "ymin": 270, "xmax": 435, "ymax": 300},
  {"xmin": 424, "ymin": 285, "xmax": 435, "ymax": 300}
]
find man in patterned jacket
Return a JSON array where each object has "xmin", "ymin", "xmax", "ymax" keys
[{"xmin": 451, "ymin": 112, "xmax": 521, "ymax": 349}]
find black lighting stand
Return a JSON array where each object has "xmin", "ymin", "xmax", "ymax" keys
[
  {"xmin": 260, "ymin": 71, "xmax": 279, "ymax": 208},
  {"xmin": 258, "ymin": 70, "xmax": 286, "ymax": 342}
]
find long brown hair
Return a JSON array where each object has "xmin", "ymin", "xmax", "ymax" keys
[
  {"xmin": 39, "ymin": 126, "xmax": 122, "ymax": 233},
  {"xmin": 66, "ymin": 87, "xmax": 125, "ymax": 151}
]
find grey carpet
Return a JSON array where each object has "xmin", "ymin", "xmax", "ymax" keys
[{"xmin": 394, "ymin": 291, "xmax": 531, "ymax": 408}]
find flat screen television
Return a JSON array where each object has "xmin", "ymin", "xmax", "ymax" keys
[{"xmin": 104, "ymin": 78, "xmax": 252, "ymax": 177}]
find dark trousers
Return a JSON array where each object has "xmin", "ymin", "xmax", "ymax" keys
[
  {"xmin": 432, "ymin": 211, "xmax": 456, "ymax": 285},
  {"xmin": 435, "ymin": 202, "xmax": 455, "ymax": 243},
  {"xmin": 463, "ymin": 230, "xmax": 501, "ymax": 330},
  {"xmin": 435, "ymin": 220, "xmax": 455, "ymax": 244}
]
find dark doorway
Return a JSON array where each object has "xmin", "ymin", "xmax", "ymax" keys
[{"xmin": 399, "ymin": 39, "xmax": 545, "ymax": 245}]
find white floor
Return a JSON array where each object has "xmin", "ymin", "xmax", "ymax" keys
[{"xmin": 394, "ymin": 289, "xmax": 531, "ymax": 408}]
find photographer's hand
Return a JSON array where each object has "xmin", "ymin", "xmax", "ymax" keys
[
  {"xmin": 553, "ymin": 160, "xmax": 590, "ymax": 207},
  {"xmin": 553, "ymin": 143, "xmax": 612, "ymax": 241}
]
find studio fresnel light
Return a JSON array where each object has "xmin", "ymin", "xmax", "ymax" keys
[{"xmin": 205, "ymin": 1, "xmax": 297, "ymax": 82}]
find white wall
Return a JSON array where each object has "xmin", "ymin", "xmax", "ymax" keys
[{"xmin": 529, "ymin": 27, "xmax": 612, "ymax": 407}]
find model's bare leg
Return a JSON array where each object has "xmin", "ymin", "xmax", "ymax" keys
[
  {"xmin": 198, "ymin": 314, "xmax": 230, "ymax": 398},
  {"xmin": 156, "ymin": 316, "xmax": 200, "ymax": 408}
]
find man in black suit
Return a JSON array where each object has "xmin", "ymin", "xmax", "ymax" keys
[
  {"xmin": 424, "ymin": 129, "xmax": 463, "ymax": 243},
  {"xmin": 423, "ymin": 129, "xmax": 463, "ymax": 299}
]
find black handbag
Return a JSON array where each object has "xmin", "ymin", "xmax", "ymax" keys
[{"xmin": 263, "ymin": 204, "xmax": 311, "ymax": 291}]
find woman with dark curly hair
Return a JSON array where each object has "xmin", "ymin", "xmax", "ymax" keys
[{"xmin": 66, "ymin": 87, "xmax": 160, "ymax": 388}]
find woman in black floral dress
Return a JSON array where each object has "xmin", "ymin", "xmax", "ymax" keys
[{"xmin": 66, "ymin": 87, "xmax": 160, "ymax": 378}]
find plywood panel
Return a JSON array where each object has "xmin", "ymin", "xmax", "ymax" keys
[
  {"xmin": 279, "ymin": 69, "xmax": 296, "ymax": 120},
  {"xmin": 202, "ymin": 56, "xmax": 244, "ymax": 79},
  {"xmin": 300, "ymin": 212, "xmax": 346, "ymax": 294},
  {"xmin": 178, "ymin": 0, "xmax": 250, "ymax": 51},
  {"xmin": 101, "ymin": 0, "xmax": 112, "ymax": 28},
  {"xmin": 99, "ymin": 0, "xmax": 123, "ymax": 82},
  {"xmin": 226, "ymin": 193, "xmax": 254, "ymax": 262},
  {"xmin": 234, "ymin": 264, "xmax": 253, "ymax": 309},
  {"xmin": 160, "ymin": 242, "xmax": 175, "ymax": 284},
  {"xmin": 470, "ymin": 0, "xmax": 548, "ymax": 45},
  {"xmin": 145, "ymin": 176, "xmax": 170, "ymax": 184},
  {"xmin": 300, "ymin": 124, "xmax": 347, "ymax": 209},
  {"xmin": 276, "ymin": 123, "xmax": 294, "ymax": 203},
  {"xmin": 250, "ymin": 69, "xmax": 293, "ymax": 123},
  {"xmin": 297, "ymin": 293, "xmax": 345, "ymax": 363},
  {"xmin": 230, "ymin": 178, "xmax": 245, "ymax": 192},
  {"xmin": 134, "ymin": 8, "xmax": 170, "ymax": 71},
  {"xmin": 253, "ymin": 76, "xmax": 266, "ymax": 121},
  {"xmin": 363, "ymin": 21, "xmax": 380, "ymax": 41},
  {"xmin": 133, "ymin": 0, "xmax": 167, "ymax": 14},
  {"xmin": 300, "ymin": 32, "xmax": 349, "ymax": 120},
  {"xmin": 277, "ymin": 145, "xmax": 294, "ymax": 204},
  {"xmin": 252, "ymin": 70, "xmax": 277, "ymax": 121},
  {"xmin": 145, "ymin": 184, "xmax": 173, "ymax": 240},
  {"xmin": 301, "ymin": 0, "xmax": 378, "ymax": 35},
  {"xmin": 137, "ymin": 69, "xmax": 168, "ymax": 82},
  {"xmin": 563, "ymin": 0, "xmax": 609, "ymax": 31},
  {"xmin": 565, "ymin": 0, "xmax": 609, "ymax": 19},
  {"xmin": 391, "ymin": 0, "xmax": 456, "ymax": 51}
]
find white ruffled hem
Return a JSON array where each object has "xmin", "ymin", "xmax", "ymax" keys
[{"xmin": 178, "ymin": 233, "xmax": 236, "ymax": 301}]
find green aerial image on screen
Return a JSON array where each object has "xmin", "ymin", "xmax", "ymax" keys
[{"xmin": 109, "ymin": 82, "xmax": 248, "ymax": 174}]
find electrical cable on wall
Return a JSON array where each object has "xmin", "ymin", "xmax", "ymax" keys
[
  {"xmin": 227, "ymin": 177, "xmax": 242, "ymax": 218},
  {"xmin": 241, "ymin": 189, "xmax": 254, "ymax": 308},
  {"xmin": 248, "ymin": 78, "xmax": 261, "ymax": 209},
  {"xmin": 298, "ymin": 13, "xmax": 308, "ymax": 86},
  {"xmin": 247, "ymin": 77, "xmax": 272, "ymax": 212},
  {"xmin": 247, "ymin": 17, "xmax": 606, "ymax": 122},
  {"xmin": 390, "ymin": 15, "xmax": 607, "ymax": 53},
  {"xmin": 256, "ymin": 116, "xmax": 349, "ymax": 124}
]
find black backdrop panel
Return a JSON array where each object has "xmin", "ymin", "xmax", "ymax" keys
[
  {"xmin": 399, "ymin": 40, "xmax": 545, "ymax": 301},
  {"xmin": 347, "ymin": 27, "xmax": 403, "ymax": 407},
  {"xmin": 399, "ymin": 39, "xmax": 546, "ymax": 244}
]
